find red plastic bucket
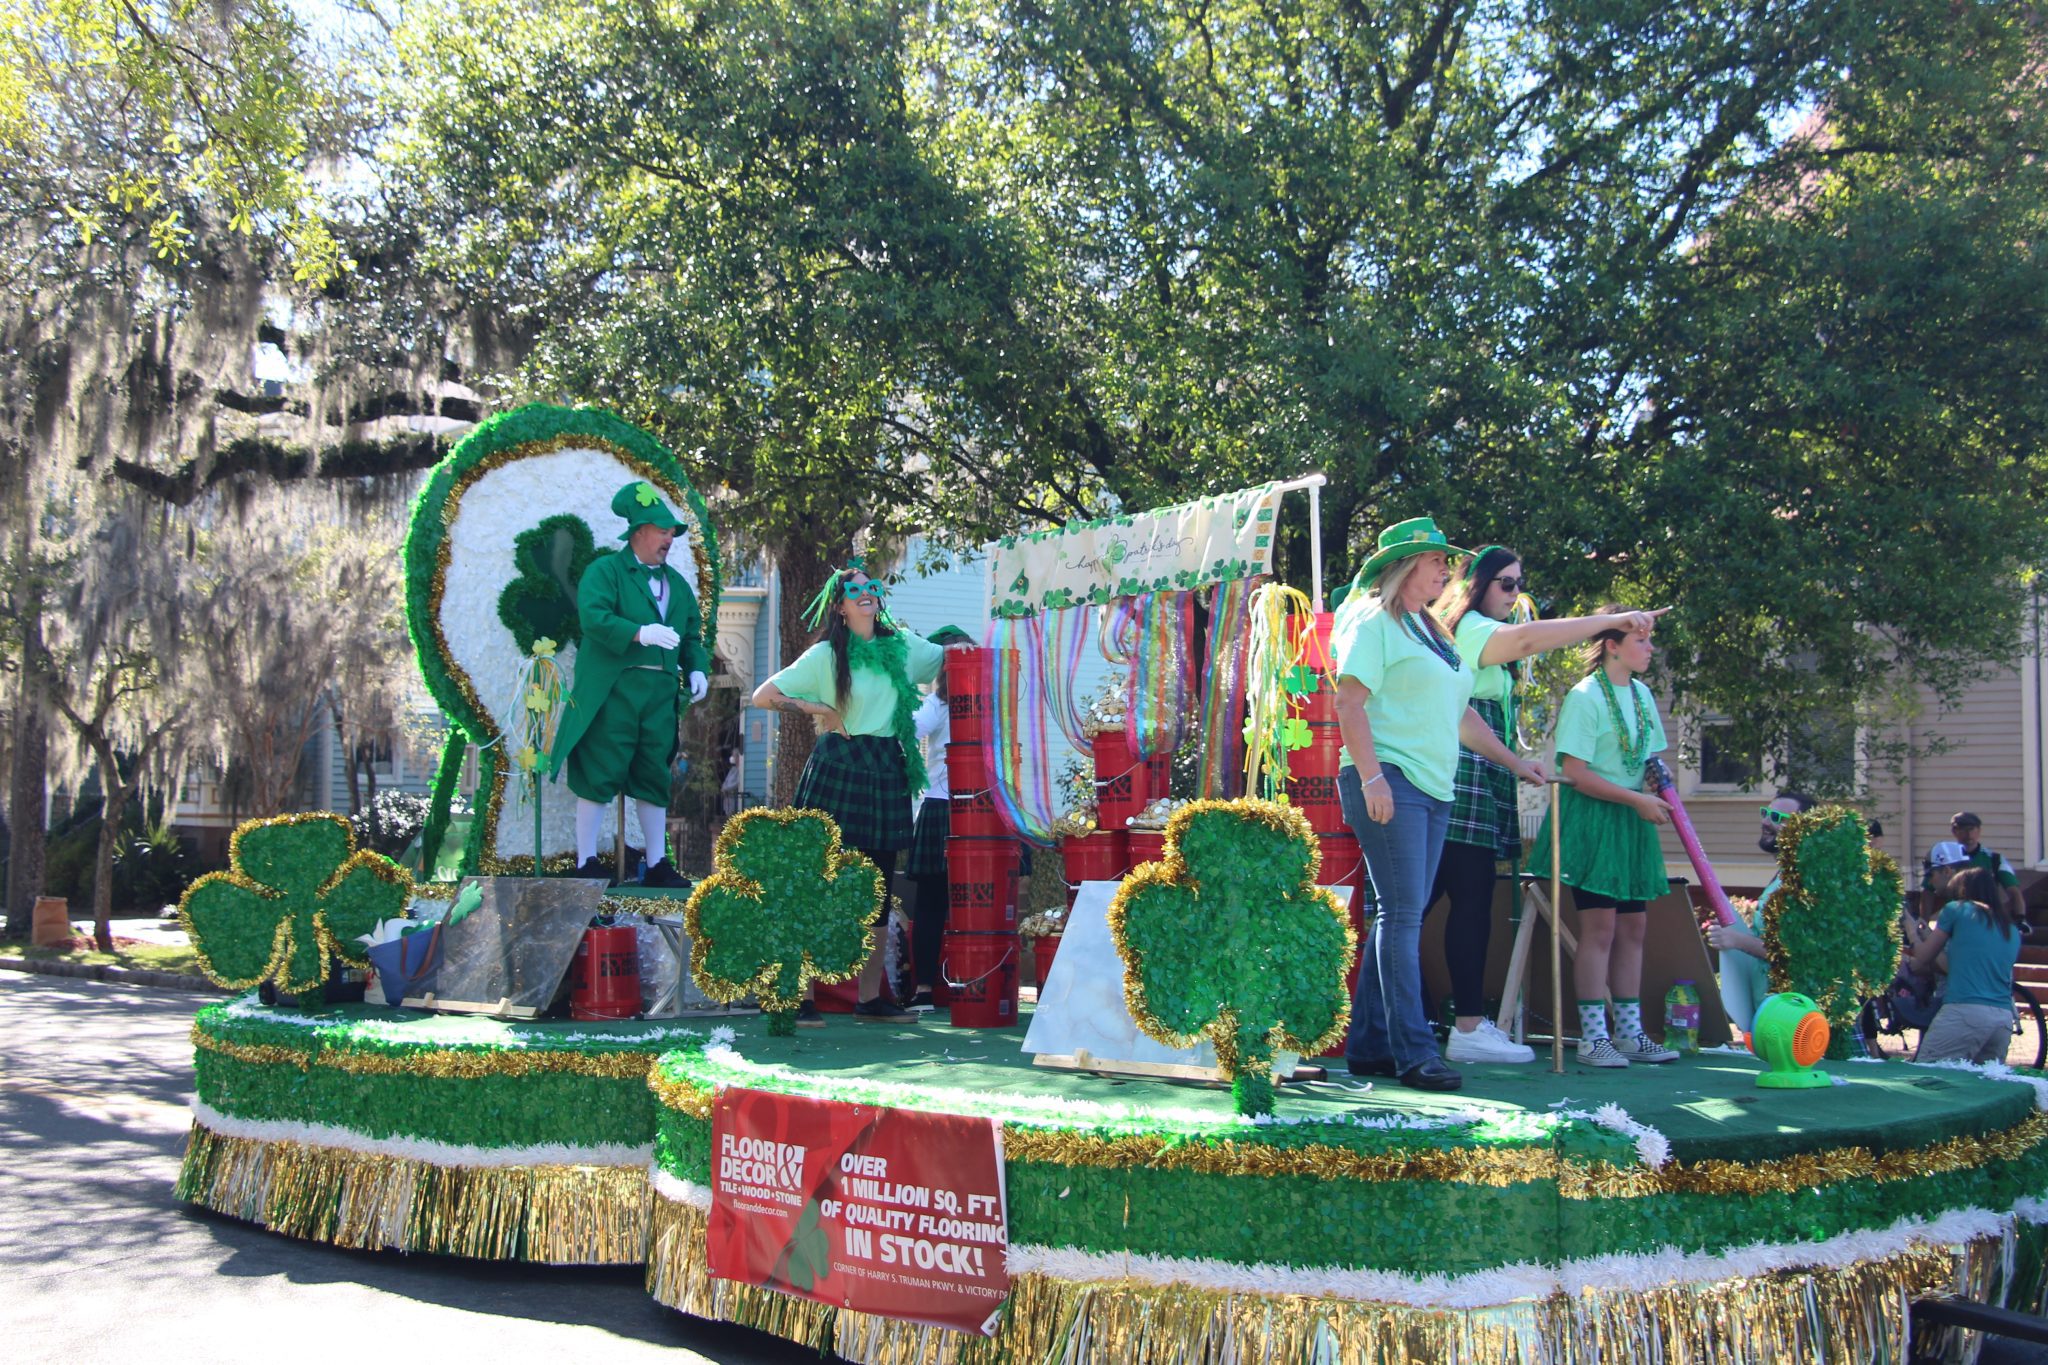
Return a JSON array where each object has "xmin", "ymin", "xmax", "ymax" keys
[
  {"xmin": 944, "ymin": 930, "xmax": 1019, "ymax": 1027},
  {"xmin": 1127, "ymin": 829, "xmax": 1167, "ymax": 868},
  {"xmin": 570, "ymin": 925, "xmax": 641, "ymax": 1021},
  {"xmin": 945, "ymin": 647, "xmax": 988, "ymax": 744},
  {"xmin": 946, "ymin": 740, "xmax": 986, "ymax": 794},
  {"xmin": 1031, "ymin": 934, "xmax": 1062, "ymax": 989},
  {"xmin": 1061, "ymin": 830, "xmax": 1128, "ymax": 906},
  {"xmin": 949, "ymin": 783, "xmax": 1006, "ymax": 837},
  {"xmin": 947, "ymin": 836, "xmax": 1019, "ymax": 931},
  {"xmin": 1285, "ymin": 720, "xmax": 1346, "ymax": 833},
  {"xmin": 1288, "ymin": 612, "xmax": 1338, "ymax": 724},
  {"xmin": 1093, "ymin": 730, "xmax": 1173, "ymax": 830},
  {"xmin": 1315, "ymin": 829, "xmax": 1369, "ymax": 1057}
]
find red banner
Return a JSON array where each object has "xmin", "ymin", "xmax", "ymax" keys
[{"xmin": 706, "ymin": 1087, "xmax": 1010, "ymax": 1335}]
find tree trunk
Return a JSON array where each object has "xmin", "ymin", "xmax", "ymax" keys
[
  {"xmin": 93, "ymin": 776, "xmax": 131, "ymax": 952},
  {"xmin": 4, "ymin": 684, "xmax": 46, "ymax": 940},
  {"xmin": 771, "ymin": 532, "xmax": 831, "ymax": 808}
]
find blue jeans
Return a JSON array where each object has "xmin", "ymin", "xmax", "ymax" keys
[{"xmin": 1341, "ymin": 764, "xmax": 1450, "ymax": 1071}]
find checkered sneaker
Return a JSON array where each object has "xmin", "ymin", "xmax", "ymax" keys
[
  {"xmin": 1444, "ymin": 697, "xmax": 1521, "ymax": 859},
  {"xmin": 793, "ymin": 733, "xmax": 916, "ymax": 853},
  {"xmin": 1576, "ymin": 1037, "xmax": 1631, "ymax": 1068},
  {"xmin": 1616, "ymin": 1033, "xmax": 1680, "ymax": 1064}
]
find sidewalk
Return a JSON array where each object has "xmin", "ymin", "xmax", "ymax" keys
[{"xmin": 1, "ymin": 915, "xmax": 223, "ymax": 995}]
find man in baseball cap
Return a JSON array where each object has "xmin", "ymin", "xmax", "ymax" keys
[{"xmin": 1924, "ymin": 812, "xmax": 2023, "ymax": 922}]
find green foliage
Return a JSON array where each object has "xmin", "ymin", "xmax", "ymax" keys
[
  {"xmin": 1767, "ymin": 807, "xmax": 1904, "ymax": 1059},
  {"xmin": 497, "ymin": 513, "xmax": 599, "ymax": 654},
  {"xmin": 684, "ymin": 809, "xmax": 883, "ymax": 1031},
  {"xmin": 1108, "ymin": 799, "xmax": 1351, "ymax": 1116},
  {"xmin": 181, "ymin": 814, "xmax": 413, "ymax": 995}
]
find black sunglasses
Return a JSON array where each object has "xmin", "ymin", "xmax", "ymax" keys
[{"xmin": 1491, "ymin": 575, "xmax": 1526, "ymax": 594}]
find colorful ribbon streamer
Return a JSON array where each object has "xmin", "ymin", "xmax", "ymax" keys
[
  {"xmin": 1040, "ymin": 604, "xmax": 1095, "ymax": 751},
  {"xmin": 1242, "ymin": 584, "xmax": 1329, "ymax": 800},
  {"xmin": 1124, "ymin": 590, "xmax": 1196, "ymax": 758},
  {"xmin": 983, "ymin": 617, "xmax": 1061, "ymax": 847},
  {"xmin": 1197, "ymin": 576, "xmax": 1258, "ymax": 797}
]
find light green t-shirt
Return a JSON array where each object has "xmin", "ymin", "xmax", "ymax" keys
[
  {"xmin": 1454, "ymin": 613, "xmax": 1512, "ymax": 705},
  {"xmin": 1553, "ymin": 672, "xmax": 1666, "ymax": 787},
  {"xmin": 765, "ymin": 630, "xmax": 944, "ymax": 737},
  {"xmin": 1331, "ymin": 601, "xmax": 1475, "ymax": 802},
  {"xmin": 1721, "ymin": 876, "xmax": 1776, "ymax": 1034}
]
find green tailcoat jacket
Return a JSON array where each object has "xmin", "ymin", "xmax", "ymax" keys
[{"xmin": 547, "ymin": 549, "xmax": 714, "ymax": 780}]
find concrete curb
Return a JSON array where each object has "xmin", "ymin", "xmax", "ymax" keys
[{"xmin": 0, "ymin": 954, "xmax": 230, "ymax": 995}]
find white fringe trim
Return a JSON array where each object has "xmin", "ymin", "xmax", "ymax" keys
[
  {"xmin": 191, "ymin": 1100, "xmax": 651, "ymax": 1169},
  {"xmin": 997, "ymin": 1206, "xmax": 2026, "ymax": 1309},
  {"xmin": 643, "ymin": 1170, "xmax": 2030, "ymax": 1308},
  {"xmin": 1909, "ymin": 1056, "xmax": 2048, "ymax": 1111},
  {"xmin": 217, "ymin": 994, "xmax": 712, "ymax": 1051}
]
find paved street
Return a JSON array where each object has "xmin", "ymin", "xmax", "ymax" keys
[{"xmin": 0, "ymin": 969, "xmax": 808, "ymax": 1365}]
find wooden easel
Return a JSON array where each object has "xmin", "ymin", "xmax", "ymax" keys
[{"xmin": 1493, "ymin": 781, "xmax": 1576, "ymax": 1073}]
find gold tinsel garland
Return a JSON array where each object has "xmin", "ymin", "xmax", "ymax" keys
[
  {"xmin": 193, "ymin": 1025, "xmax": 665, "ymax": 1080},
  {"xmin": 649, "ymin": 1072, "xmax": 2048, "ymax": 1199},
  {"xmin": 177, "ymin": 1123, "xmax": 649, "ymax": 1264},
  {"xmin": 427, "ymin": 431, "xmax": 718, "ymax": 873},
  {"xmin": 644, "ymin": 1192, "xmax": 2002, "ymax": 1365}
]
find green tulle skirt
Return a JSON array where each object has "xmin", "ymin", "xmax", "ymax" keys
[{"xmin": 1524, "ymin": 784, "xmax": 1667, "ymax": 903}]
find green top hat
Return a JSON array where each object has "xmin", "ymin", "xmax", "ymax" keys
[
  {"xmin": 611, "ymin": 481, "xmax": 685, "ymax": 540},
  {"xmin": 926, "ymin": 624, "xmax": 974, "ymax": 647},
  {"xmin": 1350, "ymin": 516, "xmax": 1468, "ymax": 591}
]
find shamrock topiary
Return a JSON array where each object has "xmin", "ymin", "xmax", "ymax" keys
[
  {"xmin": 182, "ymin": 813, "xmax": 415, "ymax": 997},
  {"xmin": 1108, "ymin": 798, "xmax": 1353, "ymax": 1115},
  {"xmin": 496, "ymin": 513, "xmax": 601, "ymax": 655},
  {"xmin": 684, "ymin": 808, "xmax": 884, "ymax": 1035},
  {"xmin": 1766, "ymin": 806, "xmax": 1904, "ymax": 1060}
]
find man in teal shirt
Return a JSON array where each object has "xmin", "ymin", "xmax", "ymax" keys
[{"xmin": 1706, "ymin": 791, "xmax": 1814, "ymax": 1035}]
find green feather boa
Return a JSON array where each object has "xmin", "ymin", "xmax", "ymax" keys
[{"xmin": 847, "ymin": 630, "xmax": 928, "ymax": 796}]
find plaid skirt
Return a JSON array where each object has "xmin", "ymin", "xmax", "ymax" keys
[
  {"xmin": 906, "ymin": 797, "xmax": 951, "ymax": 878},
  {"xmin": 793, "ymin": 733, "xmax": 916, "ymax": 853},
  {"xmin": 1444, "ymin": 697, "xmax": 1521, "ymax": 860}
]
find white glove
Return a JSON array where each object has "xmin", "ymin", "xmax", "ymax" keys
[
  {"xmin": 687, "ymin": 671, "xmax": 709, "ymax": 703},
  {"xmin": 636, "ymin": 623, "xmax": 682, "ymax": 650}
]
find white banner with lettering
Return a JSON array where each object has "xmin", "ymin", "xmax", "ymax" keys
[{"xmin": 987, "ymin": 483, "xmax": 1281, "ymax": 618}]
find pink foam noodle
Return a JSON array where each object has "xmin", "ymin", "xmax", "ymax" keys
[{"xmin": 1645, "ymin": 756, "xmax": 1740, "ymax": 928}]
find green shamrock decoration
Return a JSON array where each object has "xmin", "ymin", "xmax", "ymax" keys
[
  {"xmin": 771, "ymin": 1198, "xmax": 834, "ymax": 1293},
  {"xmin": 634, "ymin": 481, "xmax": 660, "ymax": 507},
  {"xmin": 1108, "ymin": 799, "xmax": 1352, "ymax": 1116},
  {"xmin": 182, "ymin": 814, "xmax": 414, "ymax": 996},
  {"xmin": 496, "ymin": 513, "xmax": 601, "ymax": 655},
  {"xmin": 1282, "ymin": 664, "xmax": 1320, "ymax": 697},
  {"xmin": 684, "ymin": 808, "xmax": 884, "ymax": 1035},
  {"xmin": 1281, "ymin": 716, "xmax": 1313, "ymax": 750},
  {"xmin": 1766, "ymin": 807, "xmax": 1903, "ymax": 1059}
]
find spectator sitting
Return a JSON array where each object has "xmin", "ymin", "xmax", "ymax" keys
[
  {"xmin": 1925, "ymin": 812, "xmax": 2025, "ymax": 925},
  {"xmin": 1907, "ymin": 865, "xmax": 2023, "ymax": 1064}
]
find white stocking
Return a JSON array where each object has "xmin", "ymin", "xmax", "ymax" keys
[
  {"xmin": 637, "ymin": 798, "xmax": 668, "ymax": 869},
  {"xmin": 575, "ymin": 798, "xmax": 604, "ymax": 866}
]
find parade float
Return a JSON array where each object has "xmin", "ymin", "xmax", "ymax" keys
[{"xmin": 171, "ymin": 435, "xmax": 2048, "ymax": 1359}]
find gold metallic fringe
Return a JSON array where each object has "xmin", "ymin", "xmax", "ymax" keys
[
  {"xmin": 177, "ymin": 1123, "xmax": 648, "ymax": 1264},
  {"xmin": 192, "ymin": 1026, "xmax": 665, "ymax": 1080},
  {"xmin": 650, "ymin": 1076, "xmax": 2048, "ymax": 1200},
  {"xmin": 647, "ymin": 1194, "xmax": 2008, "ymax": 1364}
]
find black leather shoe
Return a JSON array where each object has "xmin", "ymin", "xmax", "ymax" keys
[
  {"xmin": 641, "ymin": 858, "xmax": 687, "ymax": 888},
  {"xmin": 1346, "ymin": 1057, "xmax": 1398, "ymax": 1077},
  {"xmin": 574, "ymin": 856, "xmax": 610, "ymax": 882},
  {"xmin": 1399, "ymin": 1059, "xmax": 1464, "ymax": 1092}
]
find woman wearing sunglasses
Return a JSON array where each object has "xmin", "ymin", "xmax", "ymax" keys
[
  {"xmin": 1428, "ymin": 547, "xmax": 1670, "ymax": 1065},
  {"xmin": 753, "ymin": 560, "xmax": 947, "ymax": 1023}
]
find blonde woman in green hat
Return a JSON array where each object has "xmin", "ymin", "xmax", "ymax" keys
[
  {"xmin": 1331, "ymin": 517, "xmax": 1549, "ymax": 1092},
  {"xmin": 548, "ymin": 481, "xmax": 712, "ymax": 886},
  {"xmin": 752, "ymin": 560, "xmax": 948, "ymax": 1023}
]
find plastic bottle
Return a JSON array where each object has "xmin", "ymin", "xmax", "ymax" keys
[{"xmin": 1665, "ymin": 979, "xmax": 1702, "ymax": 1054}]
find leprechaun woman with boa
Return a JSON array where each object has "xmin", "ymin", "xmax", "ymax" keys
[{"xmin": 752, "ymin": 560, "xmax": 945, "ymax": 1024}]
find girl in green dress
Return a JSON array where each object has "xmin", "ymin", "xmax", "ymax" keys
[{"xmin": 1529, "ymin": 606, "xmax": 1679, "ymax": 1067}]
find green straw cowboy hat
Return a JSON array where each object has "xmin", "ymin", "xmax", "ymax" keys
[
  {"xmin": 610, "ymin": 480, "xmax": 686, "ymax": 539},
  {"xmin": 1350, "ymin": 516, "xmax": 1468, "ymax": 591}
]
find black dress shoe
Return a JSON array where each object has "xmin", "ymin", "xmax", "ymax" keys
[
  {"xmin": 575, "ymin": 856, "xmax": 610, "ymax": 882},
  {"xmin": 1399, "ymin": 1059, "xmax": 1464, "ymax": 1092},
  {"xmin": 1347, "ymin": 1057, "xmax": 1398, "ymax": 1077},
  {"xmin": 641, "ymin": 858, "xmax": 687, "ymax": 888}
]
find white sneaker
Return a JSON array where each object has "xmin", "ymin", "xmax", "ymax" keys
[
  {"xmin": 1576, "ymin": 1037, "xmax": 1631, "ymax": 1068},
  {"xmin": 1615, "ymin": 1032, "xmax": 1680, "ymax": 1064},
  {"xmin": 1445, "ymin": 1019, "xmax": 1536, "ymax": 1064}
]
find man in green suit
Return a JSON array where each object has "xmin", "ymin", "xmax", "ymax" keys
[{"xmin": 549, "ymin": 481, "xmax": 713, "ymax": 885}]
